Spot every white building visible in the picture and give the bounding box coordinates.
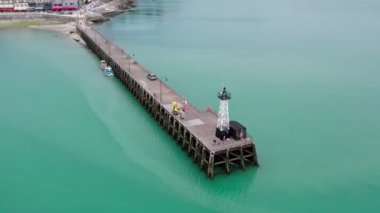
[0,0,77,11]
[13,0,28,11]
[52,0,77,8]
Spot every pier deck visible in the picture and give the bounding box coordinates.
[77,22,258,178]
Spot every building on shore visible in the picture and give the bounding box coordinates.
[51,0,78,11]
[29,0,52,11]
[0,1,15,11]
[14,1,28,11]
[0,0,77,11]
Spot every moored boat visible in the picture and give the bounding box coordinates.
[104,66,114,77]
[100,60,107,70]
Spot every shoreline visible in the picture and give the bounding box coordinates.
[30,22,86,45]
[0,19,86,45]
[0,20,48,28]
[0,0,136,43]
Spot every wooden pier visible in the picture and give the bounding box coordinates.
[76,22,258,178]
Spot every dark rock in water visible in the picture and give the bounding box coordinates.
[85,13,110,23]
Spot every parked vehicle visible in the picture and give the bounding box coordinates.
[147,73,157,81]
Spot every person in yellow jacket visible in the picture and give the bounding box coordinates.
[172,101,180,115]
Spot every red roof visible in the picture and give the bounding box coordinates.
[51,6,77,11]
[0,7,14,11]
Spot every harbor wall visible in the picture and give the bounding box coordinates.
[0,12,109,23]
[0,12,75,22]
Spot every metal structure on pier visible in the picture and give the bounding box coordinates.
[216,87,231,140]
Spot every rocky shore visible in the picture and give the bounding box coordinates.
[87,0,135,18]
[32,22,86,45]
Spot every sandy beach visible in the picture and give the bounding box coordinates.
[30,22,86,45]
[0,19,86,45]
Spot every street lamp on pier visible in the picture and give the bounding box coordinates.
[160,76,168,103]
[94,28,97,43]
[108,40,111,55]
[128,53,135,73]
[107,33,114,55]
[76,9,78,25]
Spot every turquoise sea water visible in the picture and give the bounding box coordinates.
[1,0,380,212]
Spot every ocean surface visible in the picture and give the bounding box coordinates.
[1,0,380,212]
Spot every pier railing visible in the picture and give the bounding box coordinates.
[86,26,212,113]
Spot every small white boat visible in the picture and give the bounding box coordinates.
[100,60,107,70]
[104,66,114,77]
